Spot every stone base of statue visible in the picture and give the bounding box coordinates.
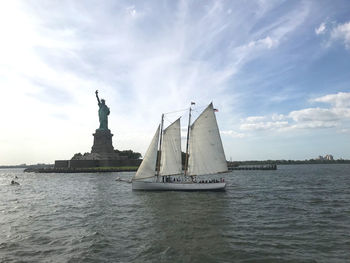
[92,129,114,153]
[89,129,121,160]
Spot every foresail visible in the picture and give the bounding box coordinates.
[133,125,160,180]
[188,103,228,176]
[160,118,182,176]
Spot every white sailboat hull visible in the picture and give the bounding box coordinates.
[132,181,226,191]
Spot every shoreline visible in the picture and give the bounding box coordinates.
[23,166,138,173]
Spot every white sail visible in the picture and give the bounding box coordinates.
[160,118,182,176]
[133,125,160,180]
[188,103,228,176]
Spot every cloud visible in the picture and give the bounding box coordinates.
[239,92,350,132]
[315,22,326,35]
[272,114,286,121]
[289,108,341,122]
[245,116,267,122]
[288,108,342,129]
[246,36,279,50]
[330,21,350,49]
[290,121,338,129]
[240,120,289,131]
[339,128,350,134]
[126,5,137,17]
[221,130,246,138]
[312,92,350,108]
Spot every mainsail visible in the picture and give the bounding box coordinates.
[188,103,228,176]
[133,125,160,180]
[160,118,182,176]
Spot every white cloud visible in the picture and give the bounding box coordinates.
[315,22,326,35]
[126,5,137,17]
[239,92,350,132]
[272,114,286,121]
[312,92,350,108]
[221,130,246,138]
[245,116,267,122]
[288,92,350,129]
[247,36,279,49]
[339,128,350,134]
[240,115,289,131]
[330,21,350,49]
[289,108,341,122]
[240,121,289,131]
[228,2,310,75]
[290,121,338,129]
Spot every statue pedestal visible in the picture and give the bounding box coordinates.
[91,129,115,154]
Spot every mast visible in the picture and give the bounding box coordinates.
[184,104,192,176]
[156,114,164,178]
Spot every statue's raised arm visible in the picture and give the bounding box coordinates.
[95,90,101,105]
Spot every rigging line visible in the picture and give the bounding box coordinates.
[163,107,189,115]
[191,105,207,114]
[163,116,180,127]
[162,103,209,115]
[163,116,173,126]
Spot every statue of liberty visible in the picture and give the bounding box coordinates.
[95,90,110,130]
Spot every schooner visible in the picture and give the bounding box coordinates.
[132,103,228,191]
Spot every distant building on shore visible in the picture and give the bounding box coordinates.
[316,154,334,161]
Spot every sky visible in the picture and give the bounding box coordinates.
[1,0,350,165]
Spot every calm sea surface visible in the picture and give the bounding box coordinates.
[0,164,349,263]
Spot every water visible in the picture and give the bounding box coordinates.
[0,164,349,262]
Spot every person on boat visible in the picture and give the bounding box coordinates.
[11,180,19,185]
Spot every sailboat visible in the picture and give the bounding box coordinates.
[132,103,228,191]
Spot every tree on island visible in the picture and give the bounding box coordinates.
[114,149,142,159]
[72,153,83,159]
